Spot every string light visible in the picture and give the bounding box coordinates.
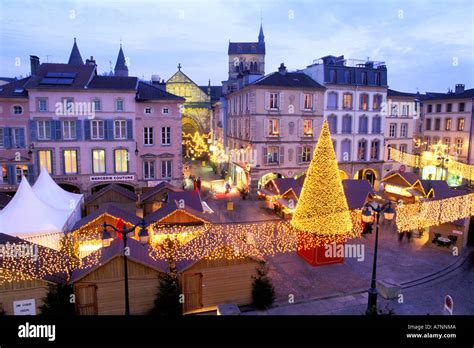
[290,120,353,242]
[182,131,210,158]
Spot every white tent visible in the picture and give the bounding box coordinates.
[32,167,83,228]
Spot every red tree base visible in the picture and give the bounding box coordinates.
[297,233,344,267]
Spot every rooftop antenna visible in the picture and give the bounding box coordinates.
[109,60,113,71]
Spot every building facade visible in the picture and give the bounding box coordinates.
[302,55,388,189]
[226,63,325,192]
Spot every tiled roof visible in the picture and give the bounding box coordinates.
[423,88,474,101]
[25,63,96,90]
[251,72,325,89]
[84,183,137,204]
[70,237,168,283]
[140,182,182,202]
[136,81,184,101]
[88,75,138,90]
[69,204,141,232]
[0,77,30,98]
[0,233,68,284]
[271,178,302,197]
[383,171,421,186]
[228,42,265,55]
[387,89,420,98]
[342,180,375,210]
[198,85,223,103]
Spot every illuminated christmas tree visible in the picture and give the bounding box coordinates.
[291,120,352,245]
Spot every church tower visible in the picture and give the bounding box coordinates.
[68,38,84,65]
[114,44,129,77]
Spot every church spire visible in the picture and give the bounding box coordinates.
[114,44,129,77]
[68,37,84,65]
[258,23,264,43]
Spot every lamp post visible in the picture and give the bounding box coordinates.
[361,202,395,315]
[101,220,149,315]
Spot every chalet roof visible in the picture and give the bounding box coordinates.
[271,178,302,197]
[69,204,141,232]
[140,182,182,202]
[144,200,215,225]
[84,183,137,204]
[70,237,168,283]
[0,233,68,284]
[382,171,421,186]
[342,180,375,209]
[136,81,184,101]
[167,190,203,212]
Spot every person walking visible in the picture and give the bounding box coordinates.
[196,177,202,191]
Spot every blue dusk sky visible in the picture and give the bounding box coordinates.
[0,0,472,92]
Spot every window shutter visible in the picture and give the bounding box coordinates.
[262,146,268,165]
[76,120,82,140]
[297,119,302,137]
[7,164,15,184]
[18,128,25,148]
[53,120,61,140]
[4,127,12,149]
[312,94,317,111]
[27,164,35,183]
[300,93,304,111]
[279,93,284,110]
[50,150,55,175]
[60,149,65,175]
[279,146,284,164]
[106,119,114,140]
[264,92,270,110]
[29,120,37,142]
[84,120,91,140]
[126,119,133,139]
[297,146,302,164]
[278,119,282,137]
[264,119,268,137]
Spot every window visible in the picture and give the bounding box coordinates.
[329,69,336,83]
[433,136,440,144]
[361,72,367,85]
[436,104,442,112]
[370,140,380,160]
[425,118,432,131]
[358,116,368,134]
[327,92,338,110]
[447,103,452,112]
[38,150,52,174]
[268,119,279,136]
[91,120,104,140]
[344,70,351,83]
[143,160,155,179]
[343,93,352,110]
[341,139,351,161]
[114,120,127,140]
[161,126,171,145]
[357,140,367,161]
[267,146,279,164]
[375,72,381,85]
[390,104,398,116]
[424,136,431,147]
[116,99,124,112]
[114,149,128,173]
[37,120,52,140]
[399,144,407,153]
[63,150,77,174]
[12,105,23,115]
[0,128,3,147]
[162,107,169,114]
[299,146,312,163]
[443,137,451,149]
[303,119,313,136]
[92,149,105,173]
[303,94,313,110]
[359,94,368,111]
[401,104,409,117]
[38,99,47,112]
[434,118,441,131]
[445,118,452,131]
[389,123,397,138]
[387,144,395,160]
[62,98,74,113]
[342,115,352,133]
[459,103,465,112]
[373,95,382,111]
[400,123,408,138]
[62,120,76,140]
[269,93,279,109]
[11,128,24,148]
[161,160,172,179]
[144,127,154,146]
[93,99,101,112]
[427,105,432,113]
[457,118,465,131]
[145,107,153,114]
[15,165,28,183]
[328,115,337,134]
[455,138,463,155]
[372,116,381,134]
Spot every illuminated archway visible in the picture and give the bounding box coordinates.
[339,170,349,181]
[354,168,378,187]
[182,115,202,135]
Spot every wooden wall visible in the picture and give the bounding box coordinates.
[180,256,259,314]
[0,275,50,315]
[73,257,161,315]
[160,211,204,225]
[86,191,136,215]
[142,190,171,216]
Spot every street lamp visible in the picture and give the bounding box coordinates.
[101,219,149,315]
[362,202,395,315]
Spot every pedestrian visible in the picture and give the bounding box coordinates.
[406,231,413,243]
[398,231,405,242]
[193,179,198,192]
[197,177,202,191]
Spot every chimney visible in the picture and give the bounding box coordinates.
[30,55,40,76]
[455,84,465,94]
[85,56,96,66]
[278,63,287,75]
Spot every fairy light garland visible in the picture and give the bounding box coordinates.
[182,131,210,158]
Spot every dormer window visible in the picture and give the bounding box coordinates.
[145,107,153,115]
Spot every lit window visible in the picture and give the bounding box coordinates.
[457,118,465,131]
[63,150,77,174]
[92,149,105,173]
[37,120,52,140]
[144,127,154,146]
[370,140,379,160]
[114,149,128,173]
[456,139,463,155]
[268,119,279,136]
[360,94,368,111]
[373,95,382,111]
[161,127,171,145]
[143,160,155,179]
[303,119,313,136]
[38,150,52,174]
[91,120,104,140]
[445,118,452,130]
[357,140,367,161]
[15,165,28,183]
[63,120,76,140]
[114,120,127,140]
[443,137,451,149]
[303,94,313,110]
[343,93,352,110]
